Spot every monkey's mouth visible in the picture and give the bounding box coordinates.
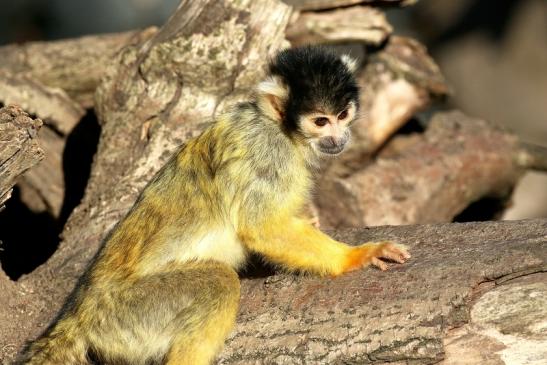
[318,145,345,155]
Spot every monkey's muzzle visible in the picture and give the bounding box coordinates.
[318,136,347,155]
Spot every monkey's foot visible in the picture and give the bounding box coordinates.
[346,241,411,272]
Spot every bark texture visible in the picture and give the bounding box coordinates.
[0,71,84,135]
[287,6,392,46]
[0,105,44,211]
[0,29,157,108]
[317,111,524,227]
[442,273,547,365]
[217,219,547,364]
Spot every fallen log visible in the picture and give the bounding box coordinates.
[286,6,392,46]
[0,72,84,136]
[219,219,547,364]
[317,111,525,227]
[0,29,157,108]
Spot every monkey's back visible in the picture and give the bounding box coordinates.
[90,102,312,280]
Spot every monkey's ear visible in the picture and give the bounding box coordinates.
[256,76,288,122]
[340,54,358,73]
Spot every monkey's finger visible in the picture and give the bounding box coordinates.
[380,250,407,264]
[371,257,388,271]
[385,243,411,260]
[384,246,410,263]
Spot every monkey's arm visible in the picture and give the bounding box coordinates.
[239,217,410,276]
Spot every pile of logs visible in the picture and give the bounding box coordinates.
[0,0,545,363]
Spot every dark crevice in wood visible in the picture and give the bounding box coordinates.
[0,110,100,280]
[453,195,511,223]
[59,109,101,224]
[0,186,60,280]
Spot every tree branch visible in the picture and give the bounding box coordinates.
[284,0,417,11]
[286,6,392,46]
[0,29,157,108]
[516,142,547,172]
[0,105,44,211]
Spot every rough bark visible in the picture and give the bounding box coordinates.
[317,111,524,228]
[284,0,417,11]
[286,6,392,46]
[442,273,547,365]
[0,105,44,211]
[217,219,547,364]
[0,29,157,108]
[0,30,157,217]
[0,72,84,135]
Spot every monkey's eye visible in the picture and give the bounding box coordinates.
[338,109,349,120]
[314,117,329,127]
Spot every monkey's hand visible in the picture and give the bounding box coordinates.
[345,242,411,272]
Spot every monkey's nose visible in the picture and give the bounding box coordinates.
[324,137,338,148]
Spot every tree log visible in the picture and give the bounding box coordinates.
[284,0,417,11]
[2,215,545,364]
[217,219,547,364]
[317,111,524,228]
[0,29,157,108]
[0,105,44,211]
[286,6,392,46]
[337,36,449,175]
[0,72,84,135]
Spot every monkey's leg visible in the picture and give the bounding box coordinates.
[240,217,410,276]
[87,261,239,365]
[162,261,240,365]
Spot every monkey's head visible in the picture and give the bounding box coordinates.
[257,46,359,156]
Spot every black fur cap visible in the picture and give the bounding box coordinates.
[269,45,360,131]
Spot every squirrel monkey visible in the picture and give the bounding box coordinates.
[21,46,410,365]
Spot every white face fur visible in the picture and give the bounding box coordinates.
[298,100,357,155]
[256,53,359,156]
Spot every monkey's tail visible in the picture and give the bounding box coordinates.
[18,320,89,365]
